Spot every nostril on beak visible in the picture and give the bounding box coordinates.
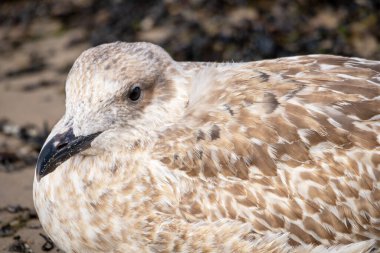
[52,129,75,152]
[56,142,68,151]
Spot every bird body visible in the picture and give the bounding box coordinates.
[34,42,380,252]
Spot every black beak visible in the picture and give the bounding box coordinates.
[36,128,101,181]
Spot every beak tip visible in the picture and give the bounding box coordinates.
[36,148,50,181]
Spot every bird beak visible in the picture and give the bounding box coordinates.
[36,128,101,181]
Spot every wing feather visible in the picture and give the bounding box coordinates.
[152,55,380,245]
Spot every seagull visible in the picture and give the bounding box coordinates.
[33,42,380,253]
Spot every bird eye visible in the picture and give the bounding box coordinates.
[129,86,141,101]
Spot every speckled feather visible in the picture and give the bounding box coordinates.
[34,42,380,253]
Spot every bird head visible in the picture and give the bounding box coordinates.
[36,42,188,181]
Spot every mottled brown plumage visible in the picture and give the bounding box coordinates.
[34,42,380,252]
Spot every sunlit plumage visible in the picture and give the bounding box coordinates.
[34,42,380,253]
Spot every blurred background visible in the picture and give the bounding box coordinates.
[0,0,379,252]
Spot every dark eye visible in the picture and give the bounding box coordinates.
[129,86,141,101]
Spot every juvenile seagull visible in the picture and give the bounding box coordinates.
[34,42,380,253]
